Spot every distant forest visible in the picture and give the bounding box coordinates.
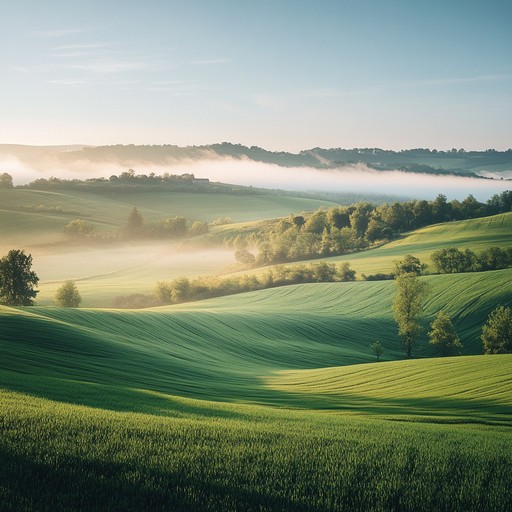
[1,143,511,178]
[56,143,512,177]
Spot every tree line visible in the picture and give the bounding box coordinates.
[114,261,357,308]
[229,191,512,265]
[431,246,512,274]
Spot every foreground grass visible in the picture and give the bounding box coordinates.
[1,266,511,510]
[1,377,511,512]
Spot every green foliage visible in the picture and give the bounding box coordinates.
[55,280,82,308]
[394,254,426,275]
[369,340,383,361]
[431,246,512,274]
[189,220,209,236]
[428,311,462,356]
[0,250,39,306]
[0,172,13,188]
[338,262,356,281]
[126,206,144,235]
[151,262,356,306]
[392,274,430,358]
[482,306,512,354]
[241,192,512,268]
[64,219,95,238]
[234,249,256,267]
[210,216,233,226]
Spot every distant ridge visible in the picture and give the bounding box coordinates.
[1,142,511,177]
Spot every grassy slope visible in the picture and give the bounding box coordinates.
[1,192,512,509]
[281,212,512,276]
[2,269,511,406]
[2,381,511,512]
[30,211,512,308]
[0,188,336,243]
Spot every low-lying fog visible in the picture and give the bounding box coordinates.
[2,155,511,202]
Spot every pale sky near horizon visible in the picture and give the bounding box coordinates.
[1,0,511,152]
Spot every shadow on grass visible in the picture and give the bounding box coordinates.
[259,384,512,426]
[0,371,250,421]
[0,447,328,512]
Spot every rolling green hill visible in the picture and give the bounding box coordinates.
[1,270,512,510]
[1,185,512,510]
[2,269,510,406]
[0,187,337,245]
[0,187,338,306]
[288,212,512,276]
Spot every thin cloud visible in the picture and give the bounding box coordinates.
[306,86,381,98]
[32,27,100,38]
[401,72,512,88]
[190,58,231,66]
[71,58,154,73]
[46,78,88,86]
[54,43,113,50]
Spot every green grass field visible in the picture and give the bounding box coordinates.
[1,188,512,510]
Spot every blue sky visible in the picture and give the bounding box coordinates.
[1,0,511,151]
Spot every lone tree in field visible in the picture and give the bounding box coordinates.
[481,306,512,354]
[0,249,39,306]
[392,273,429,358]
[55,280,82,307]
[428,311,462,356]
[126,207,144,237]
[370,340,384,362]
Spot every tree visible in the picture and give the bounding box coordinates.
[64,219,95,239]
[428,311,462,356]
[189,221,208,237]
[0,172,13,188]
[55,280,82,307]
[392,273,429,358]
[394,255,426,276]
[126,207,144,236]
[338,262,356,281]
[481,306,512,354]
[0,249,39,306]
[370,341,384,362]
[234,249,256,267]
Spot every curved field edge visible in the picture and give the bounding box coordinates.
[1,269,511,409]
[264,354,512,424]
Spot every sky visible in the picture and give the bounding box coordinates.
[1,0,511,152]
